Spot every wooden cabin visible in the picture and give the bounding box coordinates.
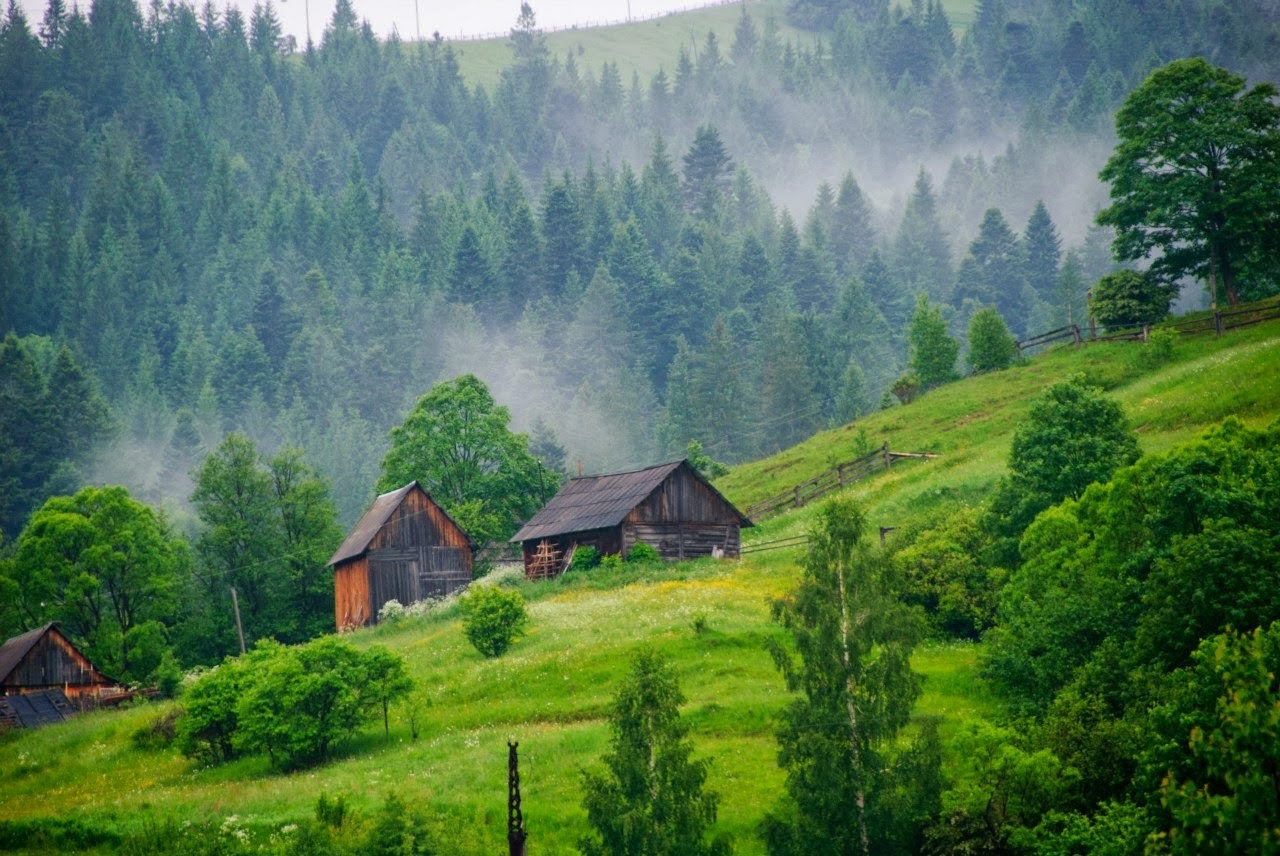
[510,459,752,580]
[0,623,117,709]
[328,481,476,630]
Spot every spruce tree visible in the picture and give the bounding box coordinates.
[907,294,959,390]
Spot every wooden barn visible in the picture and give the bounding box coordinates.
[328,481,476,630]
[0,623,118,727]
[510,459,752,579]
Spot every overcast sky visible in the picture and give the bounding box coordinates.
[18,0,728,43]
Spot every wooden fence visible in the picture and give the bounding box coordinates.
[744,444,937,521]
[1017,296,1280,354]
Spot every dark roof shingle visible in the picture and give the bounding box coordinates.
[0,622,57,685]
[510,459,750,542]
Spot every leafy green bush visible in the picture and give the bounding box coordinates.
[966,307,1019,373]
[459,585,529,657]
[571,545,601,570]
[599,554,623,571]
[626,542,660,564]
[1091,269,1178,330]
[1142,327,1176,366]
[176,638,413,769]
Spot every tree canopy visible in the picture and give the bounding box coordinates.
[378,374,555,546]
[1097,58,1280,305]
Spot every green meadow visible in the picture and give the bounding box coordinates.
[2,317,1278,854]
[436,0,977,90]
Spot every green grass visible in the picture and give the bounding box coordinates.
[436,0,977,90]
[2,318,1277,853]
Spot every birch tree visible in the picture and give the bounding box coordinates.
[763,498,929,856]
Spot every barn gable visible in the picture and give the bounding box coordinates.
[510,460,752,578]
[328,482,476,630]
[0,623,116,701]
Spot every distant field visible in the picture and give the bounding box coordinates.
[438,0,977,89]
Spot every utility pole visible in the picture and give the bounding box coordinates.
[230,586,246,655]
[508,742,527,856]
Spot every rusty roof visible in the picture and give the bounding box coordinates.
[327,482,474,566]
[510,459,750,543]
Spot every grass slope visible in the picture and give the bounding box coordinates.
[442,0,977,90]
[1,321,1277,854]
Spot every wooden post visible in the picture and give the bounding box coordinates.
[1087,289,1097,340]
[1071,324,1082,345]
[1141,323,1149,343]
[508,742,527,856]
[1214,311,1224,335]
[229,586,246,655]
[882,443,891,470]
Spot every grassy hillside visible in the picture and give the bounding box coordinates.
[1,320,1277,854]
[444,0,978,89]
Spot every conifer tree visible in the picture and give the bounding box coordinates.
[907,294,959,390]
[893,169,952,304]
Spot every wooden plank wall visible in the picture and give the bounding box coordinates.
[624,523,740,560]
[334,559,371,631]
[1,631,111,694]
[628,466,743,526]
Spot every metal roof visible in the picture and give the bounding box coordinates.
[510,459,750,543]
[0,622,58,685]
[327,481,474,566]
[0,689,75,728]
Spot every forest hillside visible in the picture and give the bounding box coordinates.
[1,315,1278,854]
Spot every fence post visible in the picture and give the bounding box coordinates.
[793,485,801,509]
[882,442,891,469]
[1214,311,1224,335]
[1141,323,1149,343]
[1071,324,1082,345]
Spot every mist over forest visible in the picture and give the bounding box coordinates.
[1,0,1278,537]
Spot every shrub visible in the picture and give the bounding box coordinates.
[459,585,529,657]
[600,553,623,571]
[626,542,660,564]
[967,307,1019,373]
[1091,269,1178,330]
[891,373,920,404]
[378,599,406,624]
[572,545,601,570]
[1142,327,1176,366]
[131,708,181,751]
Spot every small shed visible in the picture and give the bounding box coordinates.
[328,481,476,630]
[0,623,116,701]
[510,459,752,579]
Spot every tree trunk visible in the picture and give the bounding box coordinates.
[835,560,871,856]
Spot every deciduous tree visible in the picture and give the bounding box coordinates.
[579,647,731,856]
[763,498,931,856]
[379,374,555,546]
[1097,58,1280,305]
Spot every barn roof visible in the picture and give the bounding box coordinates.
[327,481,474,566]
[0,689,75,728]
[510,459,751,543]
[0,622,58,685]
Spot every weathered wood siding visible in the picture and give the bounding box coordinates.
[2,630,111,697]
[333,487,474,629]
[623,523,741,561]
[334,559,371,631]
[627,466,745,526]
[622,466,743,559]
[520,527,622,577]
